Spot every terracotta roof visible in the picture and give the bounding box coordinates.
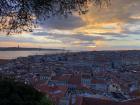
[122,98,140,103]
[92,79,106,84]
[129,90,140,97]
[36,84,68,105]
[76,96,140,105]
[36,84,68,94]
[68,75,81,85]
[51,75,71,81]
[76,96,117,105]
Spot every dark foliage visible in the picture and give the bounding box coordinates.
[0,0,110,34]
[0,79,53,105]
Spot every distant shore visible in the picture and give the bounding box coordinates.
[0,47,66,51]
[0,50,140,62]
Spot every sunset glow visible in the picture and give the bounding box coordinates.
[0,0,140,51]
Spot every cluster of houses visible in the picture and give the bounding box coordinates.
[0,51,140,105]
[34,70,140,105]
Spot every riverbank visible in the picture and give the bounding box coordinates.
[0,47,66,51]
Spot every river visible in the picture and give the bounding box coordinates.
[0,50,66,59]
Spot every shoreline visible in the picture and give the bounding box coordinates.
[0,50,140,64]
[0,47,66,51]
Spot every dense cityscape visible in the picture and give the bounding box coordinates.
[0,0,140,105]
[0,50,140,105]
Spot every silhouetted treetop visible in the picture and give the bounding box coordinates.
[0,79,53,105]
[0,0,110,34]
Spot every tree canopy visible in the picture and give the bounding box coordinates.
[0,79,53,105]
[0,0,110,34]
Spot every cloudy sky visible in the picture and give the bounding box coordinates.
[0,0,140,51]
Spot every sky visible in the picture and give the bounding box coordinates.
[0,0,140,51]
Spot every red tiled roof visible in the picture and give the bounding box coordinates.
[51,75,71,81]
[92,79,106,84]
[76,96,140,105]
[123,98,140,103]
[129,90,140,97]
[35,84,68,105]
[36,84,68,94]
[76,96,117,105]
[68,75,81,85]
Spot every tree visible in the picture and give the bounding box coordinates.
[0,79,53,105]
[40,96,53,105]
[0,0,110,34]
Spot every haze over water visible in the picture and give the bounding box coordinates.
[0,50,65,59]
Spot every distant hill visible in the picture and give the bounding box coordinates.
[0,47,65,51]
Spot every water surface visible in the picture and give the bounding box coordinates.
[0,50,65,59]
